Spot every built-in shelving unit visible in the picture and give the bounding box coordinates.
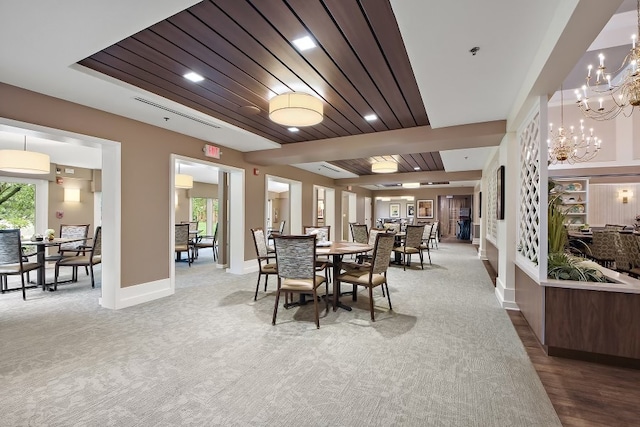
[552,178,589,226]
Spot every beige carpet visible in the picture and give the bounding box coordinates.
[0,243,560,426]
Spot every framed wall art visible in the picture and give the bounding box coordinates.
[389,203,400,218]
[407,203,415,217]
[417,199,434,219]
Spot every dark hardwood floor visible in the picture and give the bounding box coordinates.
[477,252,640,426]
[509,310,640,426]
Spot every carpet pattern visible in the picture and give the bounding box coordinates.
[0,244,560,426]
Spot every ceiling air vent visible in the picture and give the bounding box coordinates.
[320,163,342,173]
[134,97,221,129]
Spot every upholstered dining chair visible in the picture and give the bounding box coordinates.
[589,230,622,269]
[0,229,42,300]
[250,227,278,300]
[392,225,425,271]
[304,225,332,281]
[272,234,328,329]
[54,226,102,290]
[336,232,395,321]
[616,232,639,273]
[45,224,90,263]
[194,223,218,261]
[429,221,439,249]
[174,223,192,266]
[350,223,369,244]
[419,223,433,266]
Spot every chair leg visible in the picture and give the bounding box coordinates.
[419,252,424,270]
[21,274,26,300]
[89,265,95,288]
[254,273,262,301]
[312,288,320,329]
[54,263,60,291]
[402,252,407,271]
[264,274,268,292]
[369,286,375,322]
[385,282,392,311]
[272,286,281,325]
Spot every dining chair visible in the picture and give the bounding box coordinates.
[336,233,395,321]
[250,227,278,300]
[392,225,425,271]
[429,221,439,249]
[272,234,328,329]
[53,226,102,290]
[617,232,639,273]
[304,225,332,281]
[419,223,433,265]
[350,223,369,244]
[0,230,42,300]
[174,223,192,266]
[45,224,90,262]
[588,230,621,269]
[194,223,218,262]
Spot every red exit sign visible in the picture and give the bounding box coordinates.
[203,144,220,159]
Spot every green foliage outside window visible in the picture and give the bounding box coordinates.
[192,197,218,233]
[0,182,35,230]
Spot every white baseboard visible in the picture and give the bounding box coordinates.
[114,278,173,309]
[236,260,258,275]
[472,237,480,245]
[478,248,487,260]
[495,277,519,310]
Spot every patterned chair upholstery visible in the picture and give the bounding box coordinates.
[589,230,622,269]
[194,223,218,262]
[393,225,425,271]
[272,235,328,329]
[174,223,192,266]
[383,223,400,233]
[336,233,395,321]
[54,227,102,290]
[350,223,369,244]
[429,221,439,249]
[619,233,640,275]
[45,224,90,262]
[304,226,332,280]
[250,227,278,300]
[0,229,42,300]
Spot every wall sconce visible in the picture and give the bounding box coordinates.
[620,189,632,204]
[64,188,80,202]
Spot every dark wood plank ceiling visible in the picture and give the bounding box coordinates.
[330,152,444,176]
[78,0,429,145]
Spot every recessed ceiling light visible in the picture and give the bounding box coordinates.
[428,182,433,185]
[184,72,204,82]
[364,114,377,122]
[292,36,316,51]
[414,167,420,170]
[288,127,299,132]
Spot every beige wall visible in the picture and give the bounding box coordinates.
[0,83,373,288]
[373,187,474,223]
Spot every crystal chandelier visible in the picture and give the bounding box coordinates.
[549,88,601,164]
[575,0,640,121]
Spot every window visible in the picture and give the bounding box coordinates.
[0,181,36,236]
[191,197,218,234]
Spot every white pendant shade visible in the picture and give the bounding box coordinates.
[402,182,420,188]
[0,149,50,174]
[175,173,193,189]
[371,160,398,173]
[269,92,323,126]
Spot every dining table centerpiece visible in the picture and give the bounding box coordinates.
[45,228,55,241]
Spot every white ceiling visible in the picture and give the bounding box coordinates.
[0,1,627,182]
[440,147,498,173]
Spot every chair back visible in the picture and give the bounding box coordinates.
[59,224,90,251]
[404,225,424,249]
[422,223,433,241]
[371,233,395,275]
[350,223,369,244]
[278,220,286,234]
[0,229,22,265]
[604,224,625,231]
[304,225,330,242]
[186,221,199,232]
[91,227,102,258]
[175,223,190,246]
[591,230,621,260]
[274,235,316,279]
[368,228,386,246]
[383,223,400,233]
[251,227,269,258]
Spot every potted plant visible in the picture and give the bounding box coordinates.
[547,180,605,282]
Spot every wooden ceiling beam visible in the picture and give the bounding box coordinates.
[244,120,506,165]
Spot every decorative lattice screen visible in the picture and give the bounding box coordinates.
[486,154,498,241]
[517,110,541,265]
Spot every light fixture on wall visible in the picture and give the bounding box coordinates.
[576,0,640,120]
[64,188,80,202]
[0,136,50,174]
[620,189,632,203]
[175,164,193,189]
[549,86,601,164]
[402,182,420,188]
[371,160,398,173]
[268,92,323,126]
